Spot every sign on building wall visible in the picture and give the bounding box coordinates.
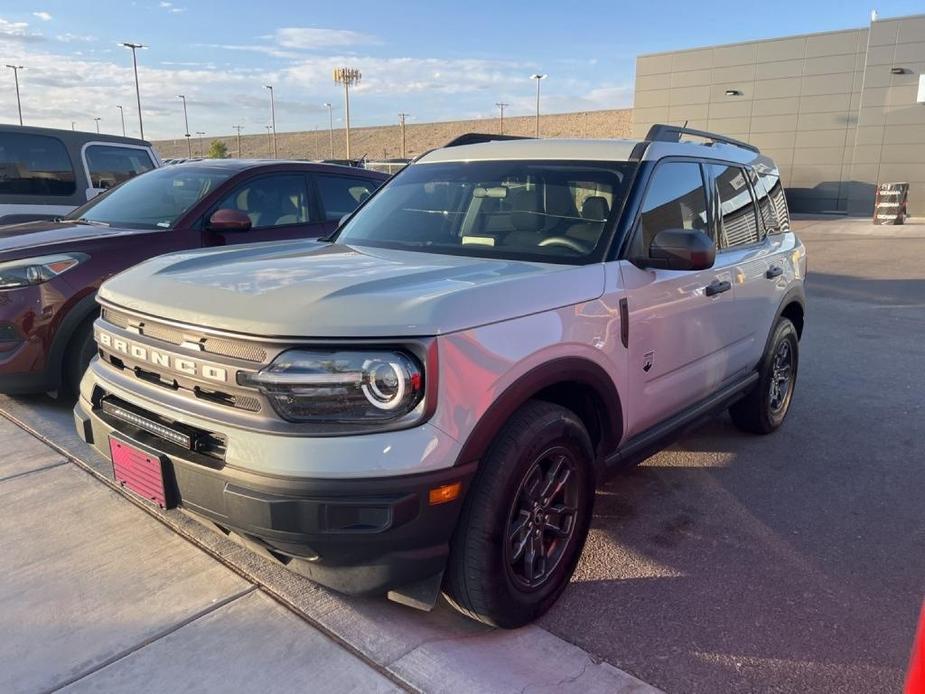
[873,183,909,225]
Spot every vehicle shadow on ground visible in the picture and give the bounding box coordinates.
[805,272,925,306]
[539,402,918,694]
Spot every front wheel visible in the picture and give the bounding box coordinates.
[443,400,595,628]
[63,316,98,397]
[730,317,799,434]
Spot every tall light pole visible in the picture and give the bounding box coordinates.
[195,131,205,157]
[232,125,243,158]
[71,121,75,131]
[177,94,192,157]
[121,43,146,139]
[264,125,272,157]
[264,84,277,159]
[6,65,23,125]
[323,102,334,158]
[530,74,547,138]
[94,117,102,134]
[398,112,410,159]
[333,67,361,161]
[115,105,126,136]
[496,102,508,135]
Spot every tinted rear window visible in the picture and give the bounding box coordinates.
[86,145,156,190]
[0,133,76,196]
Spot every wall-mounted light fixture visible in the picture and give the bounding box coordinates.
[891,67,907,75]
[725,89,742,97]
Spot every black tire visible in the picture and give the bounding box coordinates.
[62,316,98,397]
[730,317,799,434]
[443,400,595,628]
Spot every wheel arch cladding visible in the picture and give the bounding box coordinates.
[780,300,804,339]
[455,357,623,471]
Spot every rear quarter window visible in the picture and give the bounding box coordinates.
[85,145,156,190]
[0,133,76,196]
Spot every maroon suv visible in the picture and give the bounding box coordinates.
[0,160,387,395]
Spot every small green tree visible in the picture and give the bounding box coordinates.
[207,140,228,159]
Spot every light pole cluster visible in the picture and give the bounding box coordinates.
[333,67,361,160]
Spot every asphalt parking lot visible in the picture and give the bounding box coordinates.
[1,217,921,693]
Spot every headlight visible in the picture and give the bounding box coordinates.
[239,349,425,424]
[0,253,86,290]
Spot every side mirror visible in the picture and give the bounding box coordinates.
[646,229,715,271]
[207,208,252,232]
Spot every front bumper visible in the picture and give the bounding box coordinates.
[75,394,475,595]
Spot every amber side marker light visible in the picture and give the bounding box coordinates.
[428,481,462,505]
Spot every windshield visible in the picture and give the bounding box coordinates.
[67,165,234,229]
[336,160,636,263]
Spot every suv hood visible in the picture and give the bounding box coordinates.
[98,240,605,338]
[0,220,149,257]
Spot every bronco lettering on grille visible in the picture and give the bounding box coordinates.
[96,330,229,384]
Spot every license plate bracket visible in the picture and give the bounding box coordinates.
[109,436,173,509]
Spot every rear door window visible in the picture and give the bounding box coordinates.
[0,133,76,196]
[708,164,760,248]
[214,174,313,229]
[85,145,156,190]
[314,174,380,221]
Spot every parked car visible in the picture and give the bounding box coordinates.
[74,126,805,627]
[0,159,386,395]
[0,124,161,225]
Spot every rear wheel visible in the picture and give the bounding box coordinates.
[443,400,595,628]
[62,316,98,397]
[730,317,799,434]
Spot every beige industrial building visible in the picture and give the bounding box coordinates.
[632,13,925,216]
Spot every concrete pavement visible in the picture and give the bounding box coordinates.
[0,417,400,693]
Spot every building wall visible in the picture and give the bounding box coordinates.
[848,15,925,215]
[632,15,925,216]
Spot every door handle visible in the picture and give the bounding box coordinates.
[766,265,783,279]
[705,280,732,297]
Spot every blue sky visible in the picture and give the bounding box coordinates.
[1,0,923,139]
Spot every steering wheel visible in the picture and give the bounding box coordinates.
[538,236,591,255]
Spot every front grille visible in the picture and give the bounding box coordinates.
[102,308,268,363]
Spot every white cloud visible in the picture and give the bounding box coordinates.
[56,33,96,43]
[274,27,379,50]
[0,17,43,42]
[159,2,186,13]
[33,11,53,21]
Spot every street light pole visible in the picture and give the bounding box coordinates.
[323,102,334,159]
[265,125,272,157]
[94,117,102,134]
[530,74,547,138]
[264,85,277,159]
[5,65,23,125]
[333,67,361,161]
[116,105,125,136]
[232,125,243,158]
[121,43,146,139]
[398,112,409,159]
[178,94,192,157]
[71,121,75,131]
[195,131,205,157]
[495,102,508,135]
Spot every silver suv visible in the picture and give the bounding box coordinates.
[74,125,806,628]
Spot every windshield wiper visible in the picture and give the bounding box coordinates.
[72,218,111,227]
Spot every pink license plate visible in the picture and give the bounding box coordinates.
[109,437,168,508]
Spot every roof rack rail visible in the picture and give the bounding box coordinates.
[443,132,534,148]
[645,124,760,154]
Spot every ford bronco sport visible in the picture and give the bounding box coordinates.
[74,125,806,628]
